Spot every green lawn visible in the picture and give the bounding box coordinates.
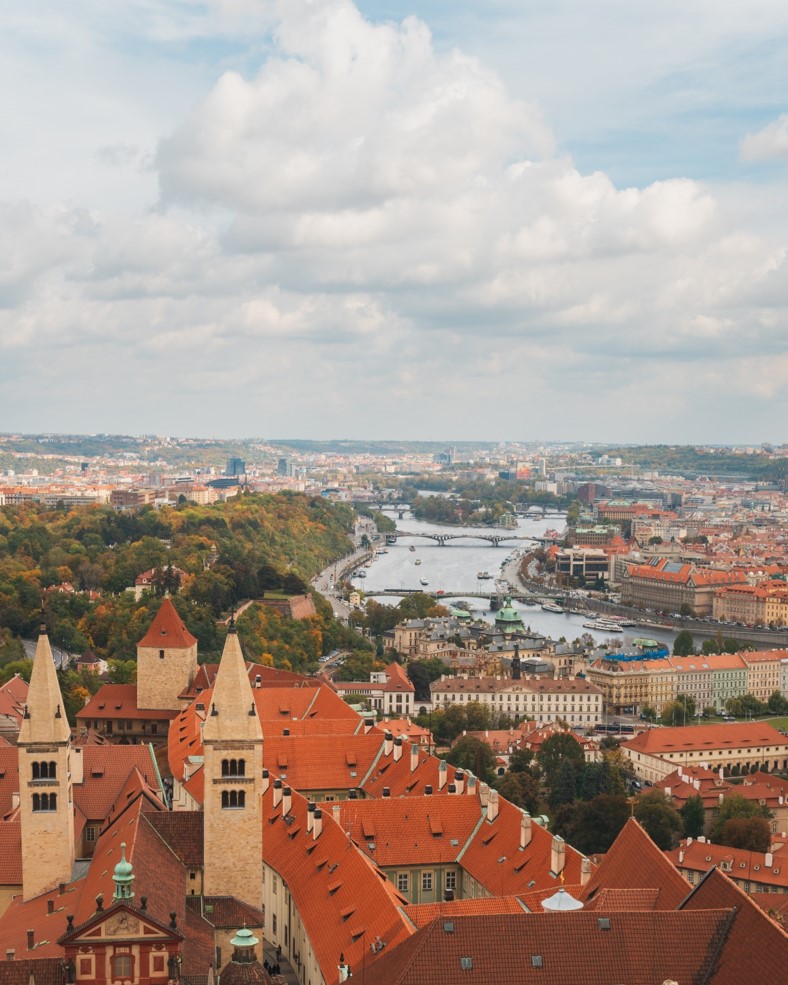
[765,716,788,731]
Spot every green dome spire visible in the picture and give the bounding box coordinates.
[494,595,524,633]
[112,843,135,901]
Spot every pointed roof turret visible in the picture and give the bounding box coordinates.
[112,842,135,901]
[138,598,197,650]
[17,624,71,745]
[202,623,262,743]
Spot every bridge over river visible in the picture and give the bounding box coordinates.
[384,530,536,547]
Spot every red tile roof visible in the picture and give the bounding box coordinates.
[77,683,176,721]
[581,818,690,909]
[0,746,21,817]
[146,811,204,868]
[0,819,22,885]
[137,598,197,649]
[680,866,788,983]
[73,745,160,820]
[364,910,736,985]
[624,720,788,756]
[406,896,527,927]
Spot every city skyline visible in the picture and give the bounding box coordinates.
[1,1,787,441]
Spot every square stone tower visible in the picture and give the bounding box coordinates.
[136,599,198,711]
[18,627,75,900]
[202,623,263,908]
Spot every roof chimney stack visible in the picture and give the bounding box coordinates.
[765,852,774,867]
[273,778,283,808]
[307,802,315,833]
[551,836,566,876]
[364,718,375,734]
[520,813,532,850]
[282,786,292,817]
[382,787,390,798]
[393,737,403,762]
[384,731,394,756]
[467,774,477,796]
[332,804,341,825]
[487,789,499,822]
[410,744,419,773]
[262,768,270,795]
[479,783,490,807]
[312,808,323,840]
[424,785,433,796]
[438,761,448,790]
[580,857,592,886]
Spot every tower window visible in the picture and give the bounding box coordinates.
[221,758,246,777]
[32,792,57,812]
[159,649,165,659]
[221,789,246,809]
[32,761,57,781]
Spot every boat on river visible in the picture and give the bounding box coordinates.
[409,545,416,552]
[477,571,493,579]
[415,559,422,566]
[583,619,623,633]
[420,578,429,586]
[542,602,564,613]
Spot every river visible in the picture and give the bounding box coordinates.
[353,510,677,649]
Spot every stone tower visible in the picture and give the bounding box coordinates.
[136,598,198,711]
[18,623,75,900]
[202,621,263,906]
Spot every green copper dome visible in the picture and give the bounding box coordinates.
[230,926,259,949]
[112,843,135,900]
[494,596,523,632]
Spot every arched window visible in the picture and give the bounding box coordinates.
[32,762,40,780]
[221,758,246,777]
[32,792,57,812]
[221,789,245,809]
[33,761,57,780]
[113,953,133,979]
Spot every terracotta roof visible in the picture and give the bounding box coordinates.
[263,783,413,981]
[186,895,264,929]
[624,721,788,755]
[460,796,588,897]
[0,745,21,817]
[77,683,176,721]
[680,866,788,983]
[73,745,160,820]
[668,840,788,890]
[583,887,660,911]
[137,598,197,649]
[146,810,204,867]
[363,910,736,985]
[0,819,22,885]
[330,796,483,867]
[581,818,690,909]
[0,958,65,985]
[406,896,527,927]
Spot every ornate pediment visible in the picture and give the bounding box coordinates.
[60,903,183,947]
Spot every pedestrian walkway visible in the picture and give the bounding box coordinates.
[263,941,300,985]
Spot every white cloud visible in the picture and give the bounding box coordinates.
[740,114,788,162]
[0,0,787,441]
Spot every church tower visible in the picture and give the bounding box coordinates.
[136,598,198,711]
[18,622,75,900]
[202,620,263,906]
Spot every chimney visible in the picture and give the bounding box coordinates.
[332,804,342,825]
[282,786,292,817]
[444,888,455,902]
[487,789,500,822]
[580,857,592,887]
[312,808,323,840]
[438,761,448,790]
[262,768,270,795]
[664,786,671,798]
[26,930,34,951]
[393,737,403,762]
[765,852,774,867]
[479,783,490,807]
[364,718,375,734]
[382,787,390,798]
[679,850,685,864]
[410,745,419,773]
[686,837,693,846]
[71,747,84,785]
[255,674,262,688]
[551,836,566,876]
[520,813,532,850]
[307,802,315,833]
[273,779,283,809]
[424,785,433,796]
[384,731,394,756]
[467,775,477,796]
[454,771,465,795]
[697,836,706,844]
[11,792,19,811]
[448,783,457,794]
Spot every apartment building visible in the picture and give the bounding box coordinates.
[621,557,746,615]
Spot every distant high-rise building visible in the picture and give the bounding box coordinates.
[226,457,246,477]
[277,457,294,477]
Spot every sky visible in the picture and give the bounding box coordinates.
[1,0,787,444]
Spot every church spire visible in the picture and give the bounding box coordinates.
[18,618,71,745]
[202,622,262,743]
